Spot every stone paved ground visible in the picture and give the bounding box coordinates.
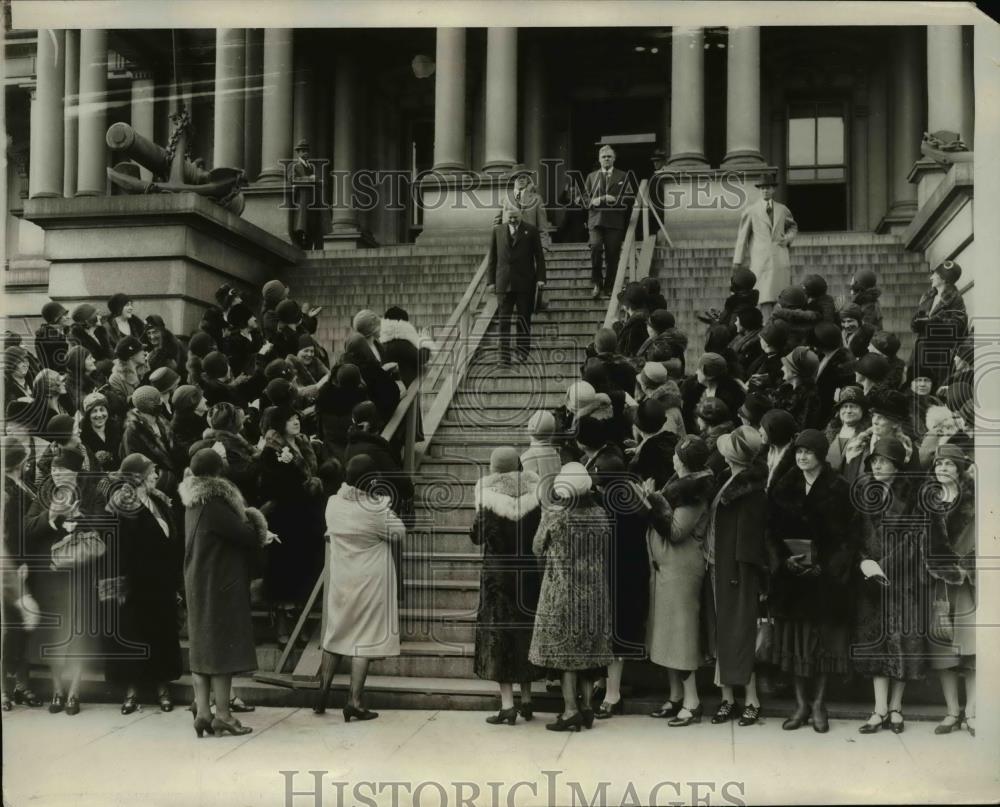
[2,706,998,806]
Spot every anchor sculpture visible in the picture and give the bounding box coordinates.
[105,109,247,215]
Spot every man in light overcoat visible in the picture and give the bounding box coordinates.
[732,175,798,320]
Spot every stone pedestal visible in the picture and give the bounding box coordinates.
[904,157,974,271]
[653,165,777,242]
[414,171,511,245]
[23,194,301,334]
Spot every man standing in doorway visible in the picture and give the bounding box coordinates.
[486,208,547,367]
[732,173,798,321]
[288,139,326,250]
[585,145,632,299]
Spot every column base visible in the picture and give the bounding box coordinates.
[722,150,766,167]
[875,200,918,235]
[654,165,778,242]
[666,152,709,169]
[482,160,516,175]
[323,225,376,250]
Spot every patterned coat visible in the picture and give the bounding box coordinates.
[528,495,613,671]
[469,471,543,682]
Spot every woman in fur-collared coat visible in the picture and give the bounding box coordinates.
[379,308,438,387]
[470,448,544,724]
[180,448,270,735]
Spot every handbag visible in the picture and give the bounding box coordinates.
[51,528,106,570]
[755,616,775,664]
[929,578,954,645]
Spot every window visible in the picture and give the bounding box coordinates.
[787,102,846,183]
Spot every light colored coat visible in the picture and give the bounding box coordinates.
[322,483,405,658]
[733,198,798,305]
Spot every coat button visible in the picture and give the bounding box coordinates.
[729,579,739,586]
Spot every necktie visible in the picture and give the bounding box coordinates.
[767,202,774,225]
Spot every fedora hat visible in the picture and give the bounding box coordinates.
[754,173,778,188]
[294,139,310,151]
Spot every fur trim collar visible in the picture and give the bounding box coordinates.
[474,471,541,520]
[662,469,717,507]
[718,463,767,505]
[378,319,440,355]
[178,473,246,513]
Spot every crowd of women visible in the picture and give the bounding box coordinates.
[468,260,977,735]
[0,258,977,739]
[2,279,431,732]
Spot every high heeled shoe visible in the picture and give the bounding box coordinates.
[935,712,963,735]
[65,695,80,716]
[121,694,140,715]
[48,694,65,714]
[193,716,215,738]
[668,704,703,727]
[649,700,682,719]
[545,712,583,732]
[518,703,534,722]
[858,711,889,734]
[157,688,173,712]
[580,708,595,729]
[888,709,905,734]
[485,707,517,725]
[211,716,253,736]
[962,715,976,737]
[737,704,761,727]
[13,687,42,707]
[229,696,255,713]
[343,704,379,723]
[711,700,735,724]
[595,698,624,720]
[782,706,811,731]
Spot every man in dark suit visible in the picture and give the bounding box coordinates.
[584,145,632,299]
[485,207,546,366]
[287,139,325,249]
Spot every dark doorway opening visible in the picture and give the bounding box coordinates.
[786,184,848,232]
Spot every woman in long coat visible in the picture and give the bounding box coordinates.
[645,435,717,727]
[313,454,406,722]
[529,463,613,732]
[909,261,968,386]
[853,437,928,735]
[103,454,183,714]
[704,426,769,727]
[924,444,977,736]
[766,430,858,733]
[259,406,326,644]
[469,448,543,724]
[179,448,270,737]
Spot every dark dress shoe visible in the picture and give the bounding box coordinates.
[48,694,65,714]
[812,703,830,734]
[782,708,811,731]
[711,700,735,724]
[649,700,682,719]
[518,703,534,722]
[211,716,252,735]
[580,708,595,729]
[668,704,703,727]
[343,705,379,723]
[193,716,215,738]
[485,707,517,726]
[888,709,905,734]
[858,711,889,734]
[229,696,255,713]
[121,695,139,715]
[545,712,583,732]
[737,704,761,726]
[65,696,80,716]
[595,698,624,719]
[1,693,11,711]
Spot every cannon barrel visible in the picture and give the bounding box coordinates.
[105,122,210,185]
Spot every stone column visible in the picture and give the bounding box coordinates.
[927,26,969,138]
[63,30,79,198]
[723,26,765,166]
[432,28,467,172]
[259,28,293,182]
[668,27,708,168]
[483,28,517,172]
[29,29,65,198]
[76,29,107,196]
[331,50,359,233]
[213,28,246,169]
[243,29,264,180]
[130,72,156,181]
[885,27,922,221]
[521,38,546,197]
[293,52,313,147]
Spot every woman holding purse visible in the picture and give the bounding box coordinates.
[766,429,858,733]
[103,454,183,714]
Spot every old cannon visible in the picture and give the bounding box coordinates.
[106,110,247,215]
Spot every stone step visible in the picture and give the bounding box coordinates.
[407,527,479,553]
[403,578,480,611]
[399,608,477,644]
